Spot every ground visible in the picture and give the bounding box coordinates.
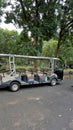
[0,79,73,130]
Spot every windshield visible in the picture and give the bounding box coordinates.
[54,60,63,69]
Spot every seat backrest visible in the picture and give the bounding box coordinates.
[34,74,40,82]
[21,74,28,82]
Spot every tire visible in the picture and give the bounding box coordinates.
[10,82,20,92]
[50,78,57,86]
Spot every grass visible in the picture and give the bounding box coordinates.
[64,68,73,74]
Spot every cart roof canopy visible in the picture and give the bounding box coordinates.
[0,54,59,60]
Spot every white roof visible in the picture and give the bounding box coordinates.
[0,54,59,60]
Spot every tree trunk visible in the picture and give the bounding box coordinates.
[55,30,62,57]
[55,37,61,57]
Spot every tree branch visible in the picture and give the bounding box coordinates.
[18,0,27,20]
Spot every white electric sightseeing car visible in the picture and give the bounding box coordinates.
[0,54,63,92]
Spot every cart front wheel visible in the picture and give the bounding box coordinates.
[10,82,20,92]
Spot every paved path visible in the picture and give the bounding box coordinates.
[0,80,73,130]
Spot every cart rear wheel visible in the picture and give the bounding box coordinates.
[10,82,20,92]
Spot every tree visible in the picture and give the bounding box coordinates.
[0,28,19,54]
[4,0,58,47]
[0,0,7,22]
[42,39,57,57]
[2,0,58,69]
[59,33,73,65]
[55,0,73,57]
[1,0,73,59]
[16,30,37,56]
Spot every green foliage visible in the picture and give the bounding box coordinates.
[0,28,19,54]
[42,39,57,57]
[4,0,57,41]
[16,30,35,55]
[0,28,42,56]
[0,0,7,22]
[0,0,73,66]
[55,0,73,57]
[59,34,73,65]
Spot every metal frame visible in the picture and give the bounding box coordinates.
[0,54,63,91]
[0,54,59,76]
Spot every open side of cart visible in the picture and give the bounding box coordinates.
[0,54,63,92]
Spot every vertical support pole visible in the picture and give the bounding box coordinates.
[50,58,54,75]
[9,55,16,76]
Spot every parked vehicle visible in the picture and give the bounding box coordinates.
[0,54,63,92]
